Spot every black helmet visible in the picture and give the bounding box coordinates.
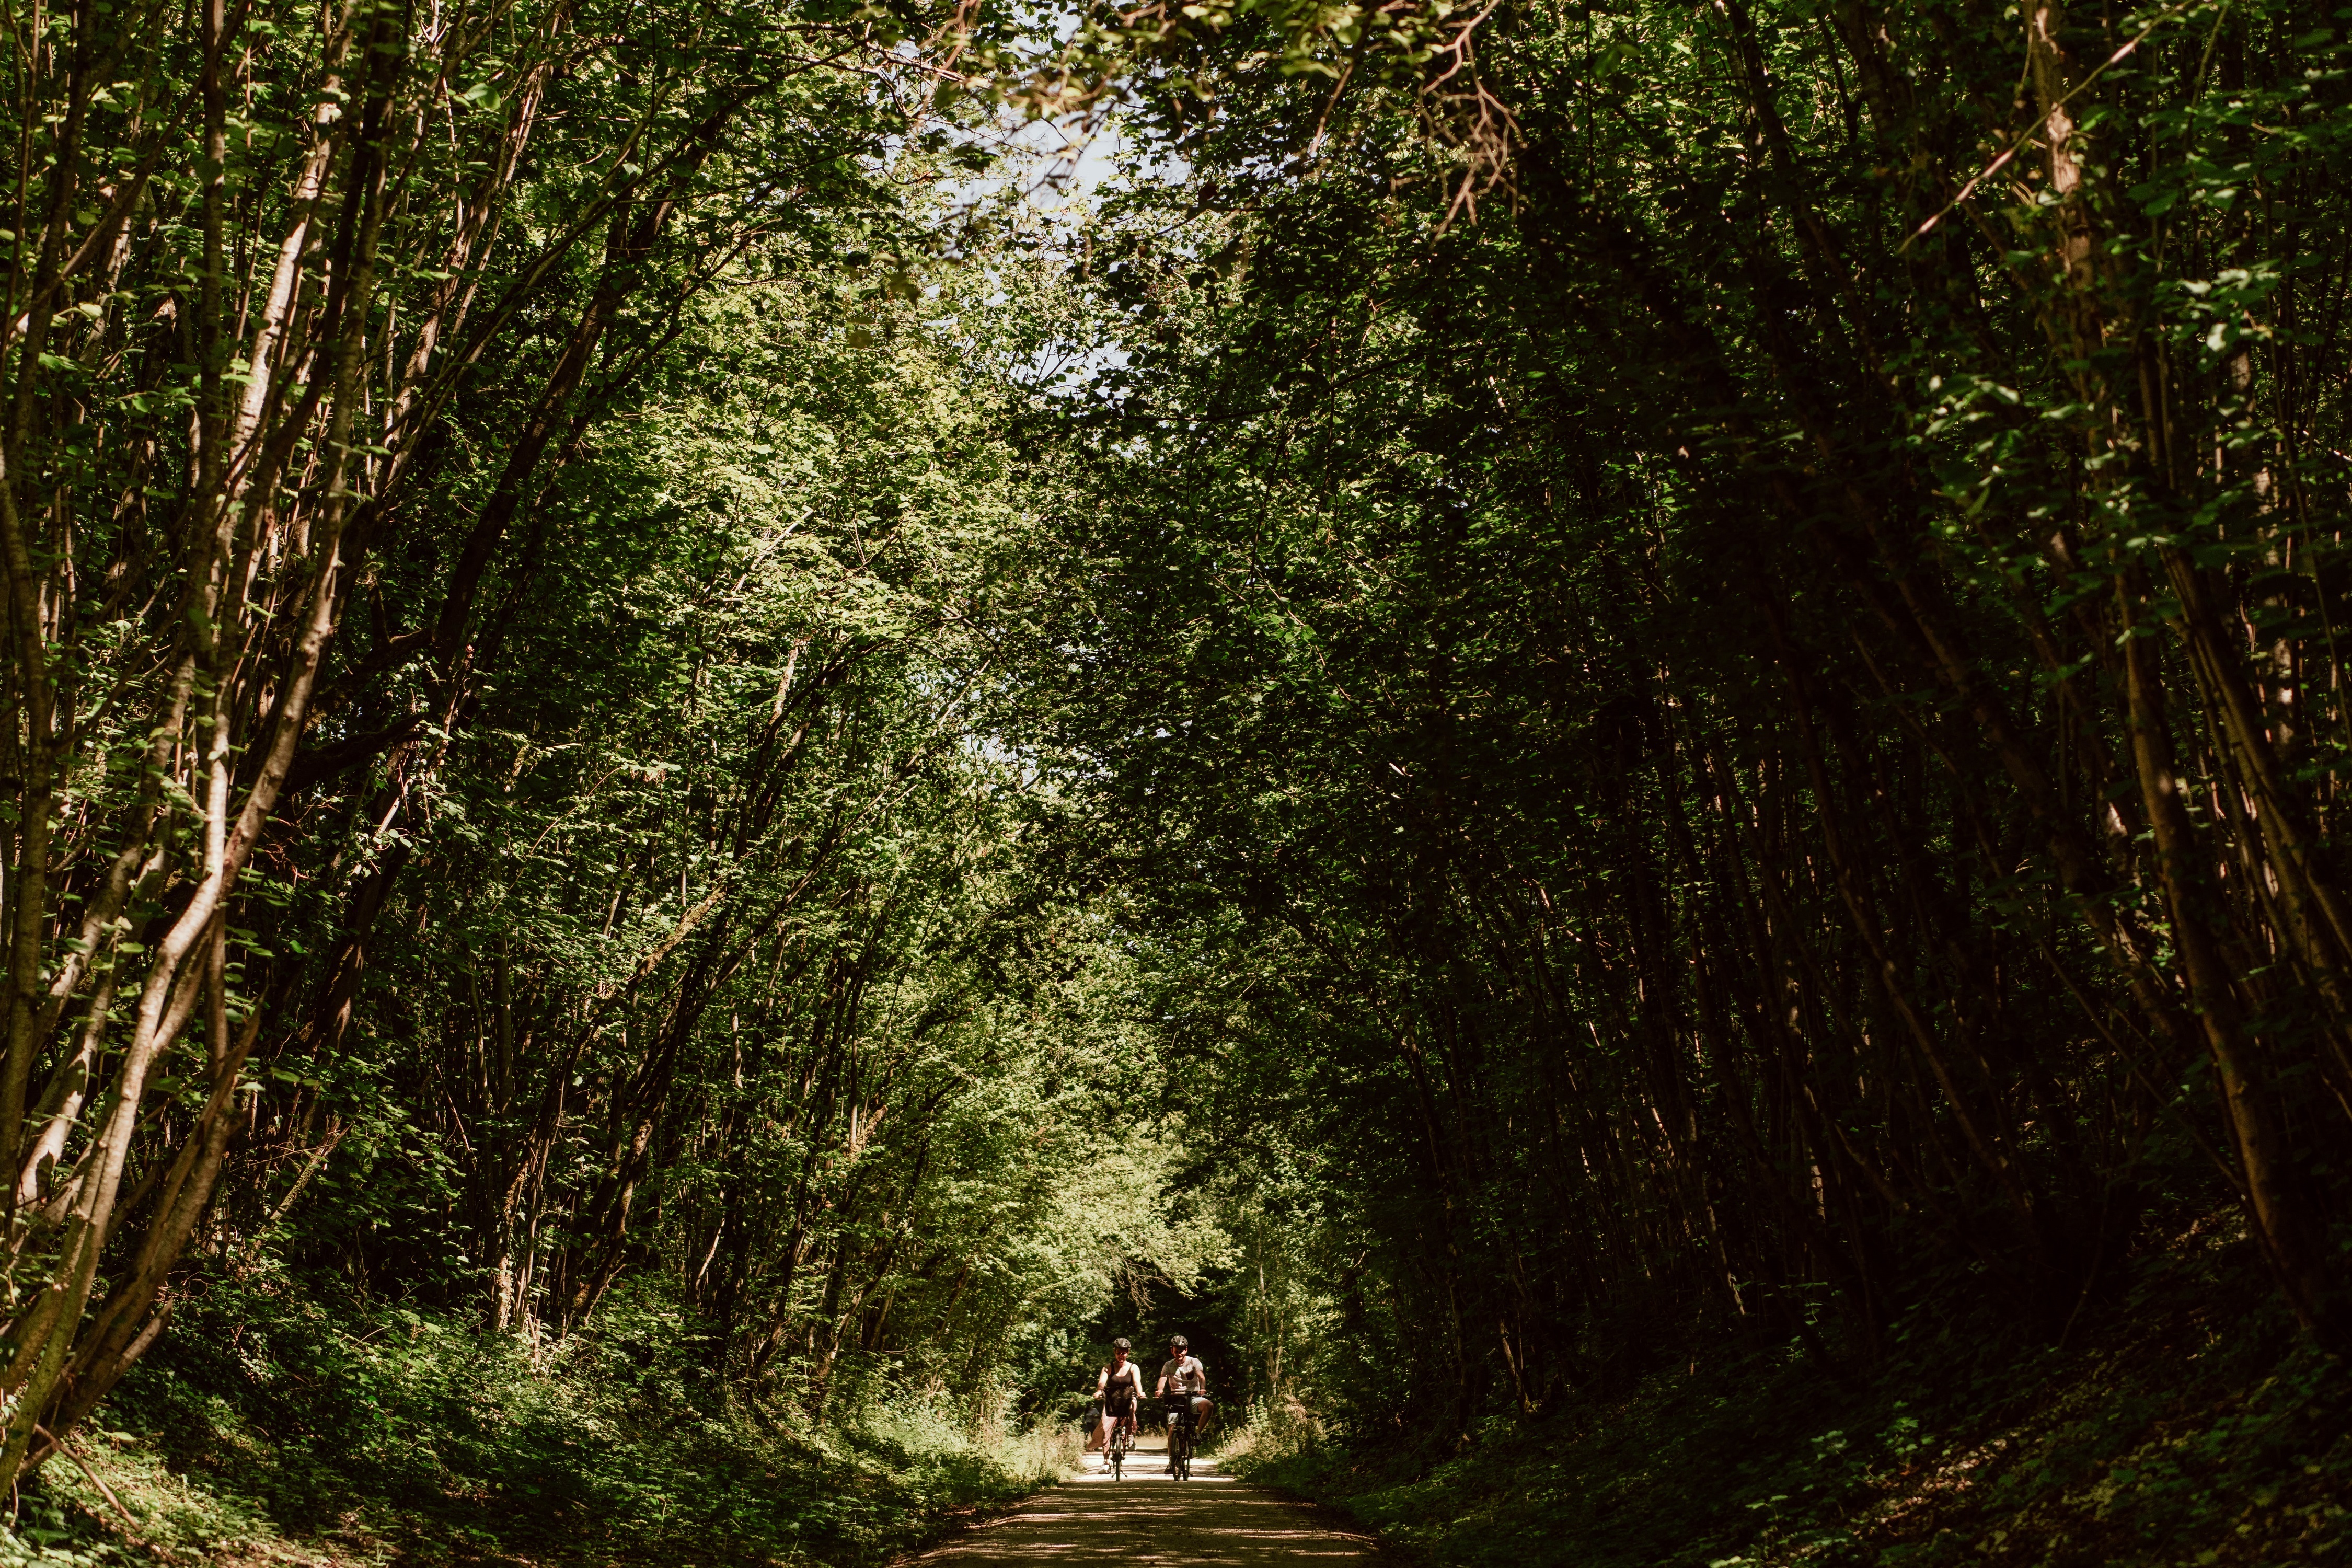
[1168,1334,1189,1350]
[1112,1337,1131,1352]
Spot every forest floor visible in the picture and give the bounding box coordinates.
[10,1235,2348,1568]
[914,1445,1383,1568]
[18,1409,1063,1568]
[1230,1233,2351,1568]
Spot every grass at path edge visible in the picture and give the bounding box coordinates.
[1224,1248,2350,1568]
[0,1273,1078,1568]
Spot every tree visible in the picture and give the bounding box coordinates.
[1021,0,2352,1438]
[0,0,1007,1474]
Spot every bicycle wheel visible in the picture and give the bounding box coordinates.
[1110,1432,1124,1480]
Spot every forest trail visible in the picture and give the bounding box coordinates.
[915,1446,1381,1568]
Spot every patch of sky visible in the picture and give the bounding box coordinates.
[846,16,1224,402]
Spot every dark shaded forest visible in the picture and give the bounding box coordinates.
[0,0,2346,1559]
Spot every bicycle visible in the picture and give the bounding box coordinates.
[1162,1396,1196,1481]
[1105,1406,1136,1479]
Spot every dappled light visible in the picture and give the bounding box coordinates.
[923,1456,1383,1568]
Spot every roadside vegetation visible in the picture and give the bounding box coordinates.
[26,1270,1074,1567]
[1225,1246,2349,1568]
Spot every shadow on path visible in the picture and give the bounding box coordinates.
[914,1449,1381,1568]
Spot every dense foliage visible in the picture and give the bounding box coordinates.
[0,0,1194,1496]
[1,0,2348,1554]
[1031,0,2352,1439]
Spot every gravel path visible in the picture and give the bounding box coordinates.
[914,1446,1382,1568]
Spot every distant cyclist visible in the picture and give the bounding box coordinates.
[1094,1338,1145,1471]
[1156,1334,1212,1472]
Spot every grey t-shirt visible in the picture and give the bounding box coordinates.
[1159,1354,1207,1395]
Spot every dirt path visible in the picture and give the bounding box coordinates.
[915,1444,1382,1568]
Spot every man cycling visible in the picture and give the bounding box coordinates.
[1093,1338,1145,1471]
[1155,1334,1211,1472]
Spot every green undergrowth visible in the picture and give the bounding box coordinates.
[1227,1239,2350,1568]
[5,1266,1071,1568]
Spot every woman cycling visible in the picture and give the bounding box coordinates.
[1094,1338,1145,1470]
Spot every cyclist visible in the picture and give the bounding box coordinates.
[1155,1334,1212,1472]
[1093,1338,1145,1471]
